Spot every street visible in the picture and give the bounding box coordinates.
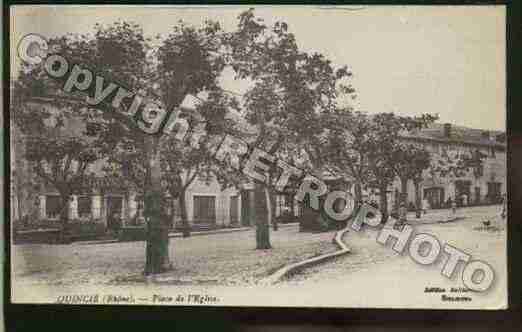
[277,205,507,309]
[11,205,507,309]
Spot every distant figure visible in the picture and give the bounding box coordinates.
[445,197,456,220]
[108,212,122,234]
[461,193,468,207]
[446,197,453,209]
[422,198,430,215]
[451,198,457,217]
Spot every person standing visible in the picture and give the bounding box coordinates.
[422,198,430,215]
[501,193,507,219]
[451,197,457,218]
[398,201,408,226]
[445,197,456,221]
[461,193,468,207]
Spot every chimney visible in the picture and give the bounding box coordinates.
[443,123,451,138]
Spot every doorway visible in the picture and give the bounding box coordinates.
[106,196,123,230]
[230,195,239,225]
[193,195,216,225]
[455,180,471,206]
[423,187,444,209]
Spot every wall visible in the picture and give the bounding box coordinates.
[389,141,506,209]
[185,177,240,226]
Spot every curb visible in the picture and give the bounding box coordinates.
[404,216,461,226]
[259,222,352,286]
[75,222,299,246]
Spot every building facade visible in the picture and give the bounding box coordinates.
[10,100,244,231]
[11,107,506,231]
[388,123,506,211]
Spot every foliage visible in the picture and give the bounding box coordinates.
[225,9,354,172]
[392,143,432,183]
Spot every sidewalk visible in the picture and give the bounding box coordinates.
[403,208,457,225]
[76,222,299,246]
[404,205,503,225]
[12,223,338,286]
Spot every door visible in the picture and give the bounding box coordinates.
[107,196,123,216]
[455,180,471,206]
[230,196,239,225]
[193,195,216,225]
[487,182,502,203]
[240,190,251,226]
[106,196,123,229]
[45,195,62,219]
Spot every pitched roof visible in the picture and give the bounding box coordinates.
[402,123,506,148]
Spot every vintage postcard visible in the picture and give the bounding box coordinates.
[9,5,507,309]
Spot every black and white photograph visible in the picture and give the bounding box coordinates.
[8,5,507,309]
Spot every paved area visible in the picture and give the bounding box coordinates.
[278,205,507,309]
[12,224,338,287]
[11,205,507,308]
[404,204,504,224]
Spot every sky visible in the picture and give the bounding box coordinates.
[10,5,506,131]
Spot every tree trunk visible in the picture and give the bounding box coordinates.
[240,189,251,226]
[354,182,363,206]
[58,193,71,244]
[414,180,422,219]
[268,187,278,231]
[144,136,171,275]
[170,199,176,229]
[179,191,190,238]
[290,194,295,217]
[379,184,389,224]
[400,177,408,204]
[254,182,271,249]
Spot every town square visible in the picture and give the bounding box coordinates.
[9,5,507,308]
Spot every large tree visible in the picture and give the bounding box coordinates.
[326,110,374,206]
[160,90,237,237]
[391,144,431,218]
[14,19,232,274]
[225,9,354,240]
[11,95,100,242]
[367,113,438,223]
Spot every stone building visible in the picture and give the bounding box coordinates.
[10,100,243,231]
[389,123,506,210]
[11,130,243,231]
[11,98,505,231]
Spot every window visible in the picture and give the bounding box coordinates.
[77,196,92,219]
[193,195,216,224]
[46,195,62,219]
